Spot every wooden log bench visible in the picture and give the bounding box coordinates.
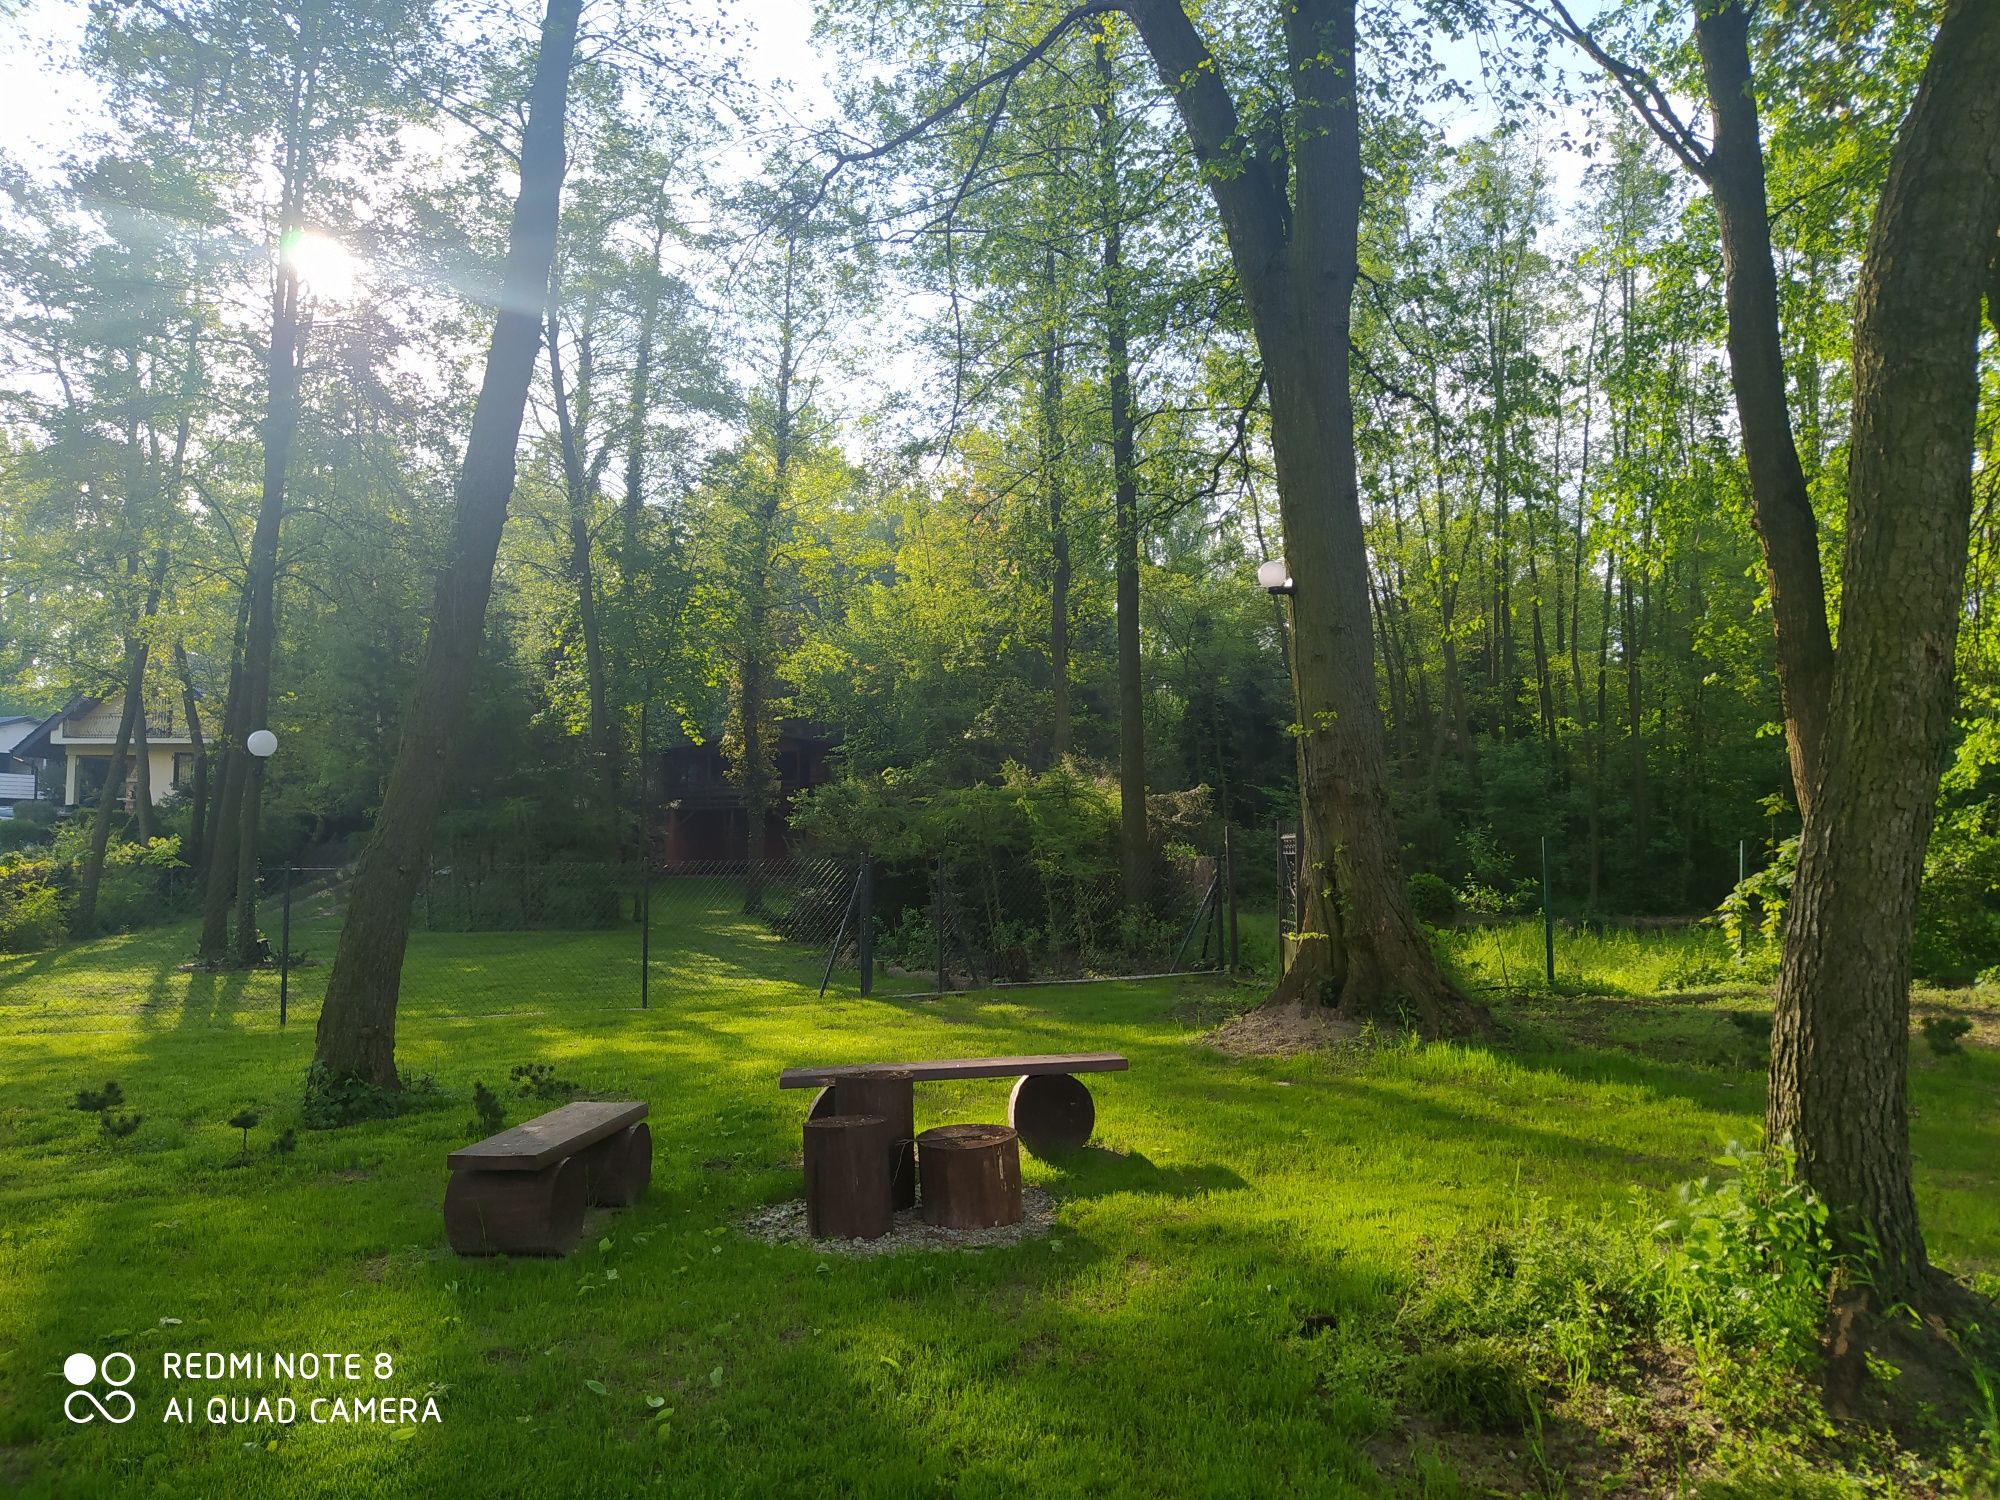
[445,1100,651,1257]
[779,1053,1126,1159]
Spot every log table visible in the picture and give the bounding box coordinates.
[779,1052,1127,1159]
[445,1099,651,1257]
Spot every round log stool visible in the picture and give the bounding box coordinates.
[1008,1072,1095,1157]
[917,1124,1022,1229]
[578,1122,652,1207]
[444,1156,587,1257]
[804,1113,895,1240]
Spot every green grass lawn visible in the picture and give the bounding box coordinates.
[1,911,1995,1498]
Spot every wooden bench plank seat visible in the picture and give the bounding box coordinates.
[447,1099,647,1172]
[778,1053,1128,1089]
[781,1054,1127,1158]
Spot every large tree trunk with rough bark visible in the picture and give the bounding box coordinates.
[1768,0,2000,1301]
[1125,0,1480,1034]
[310,0,582,1092]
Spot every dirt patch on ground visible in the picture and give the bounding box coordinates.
[739,1186,1057,1257]
[1206,1000,1362,1057]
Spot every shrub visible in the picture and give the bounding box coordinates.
[1407,872,1458,926]
[510,1062,577,1100]
[468,1081,505,1137]
[1402,1337,1537,1432]
[0,878,66,951]
[1919,1015,1974,1057]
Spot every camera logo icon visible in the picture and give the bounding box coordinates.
[63,1352,136,1424]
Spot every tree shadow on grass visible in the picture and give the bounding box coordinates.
[1042,1146,1250,1202]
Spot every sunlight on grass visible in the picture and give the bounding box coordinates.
[0,916,1994,1496]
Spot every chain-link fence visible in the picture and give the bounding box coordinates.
[0,845,1232,1033]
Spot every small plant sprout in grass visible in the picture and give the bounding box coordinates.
[1920,1015,1974,1057]
[73,1078,142,1138]
[227,1109,261,1160]
[510,1062,577,1100]
[468,1081,505,1137]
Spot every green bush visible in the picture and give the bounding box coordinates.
[1402,1337,1537,1432]
[0,876,66,951]
[1407,872,1458,926]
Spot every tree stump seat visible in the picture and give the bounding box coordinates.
[445,1100,651,1257]
[804,1113,895,1240]
[917,1124,1023,1228]
[779,1053,1125,1159]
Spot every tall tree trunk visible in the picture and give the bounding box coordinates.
[1040,261,1071,760]
[546,296,617,830]
[1126,0,1480,1033]
[1690,1,1835,821]
[1097,40,1148,903]
[73,663,143,935]
[75,550,165,932]
[200,24,318,966]
[311,0,582,1092]
[741,233,797,916]
[173,640,207,873]
[1768,0,2000,1302]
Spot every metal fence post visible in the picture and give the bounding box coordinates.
[1274,819,1284,977]
[857,856,874,997]
[934,854,947,994]
[639,702,651,1011]
[1222,822,1240,972]
[1736,838,1747,959]
[279,864,293,1028]
[1540,836,1555,989]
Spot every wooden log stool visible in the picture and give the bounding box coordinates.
[917,1124,1023,1229]
[807,1069,915,1209]
[804,1113,895,1240]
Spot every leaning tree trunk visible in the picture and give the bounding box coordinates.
[1097,39,1149,906]
[1125,0,1480,1033]
[1767,0,2000,1301]
[311,0,582,1092]
[1690,1,1836,822]
[72,652,145,935]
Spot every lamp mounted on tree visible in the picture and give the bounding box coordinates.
[1256,558,1294,597]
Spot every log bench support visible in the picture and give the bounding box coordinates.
[445,1100,651,1257]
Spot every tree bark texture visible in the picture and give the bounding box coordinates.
[1125,0,1480,1033]
[1767,0,2000,1299]
[311,0,582,1090]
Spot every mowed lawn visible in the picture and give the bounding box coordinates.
[1,912,1996,1498]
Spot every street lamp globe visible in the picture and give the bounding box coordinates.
[246,729,279,759]
[1256,558,1294,596]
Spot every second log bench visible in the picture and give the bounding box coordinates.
[445,1099,652,1257]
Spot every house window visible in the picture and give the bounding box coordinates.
[173,752,196,789]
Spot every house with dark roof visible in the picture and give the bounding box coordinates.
[9,696,199,812]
